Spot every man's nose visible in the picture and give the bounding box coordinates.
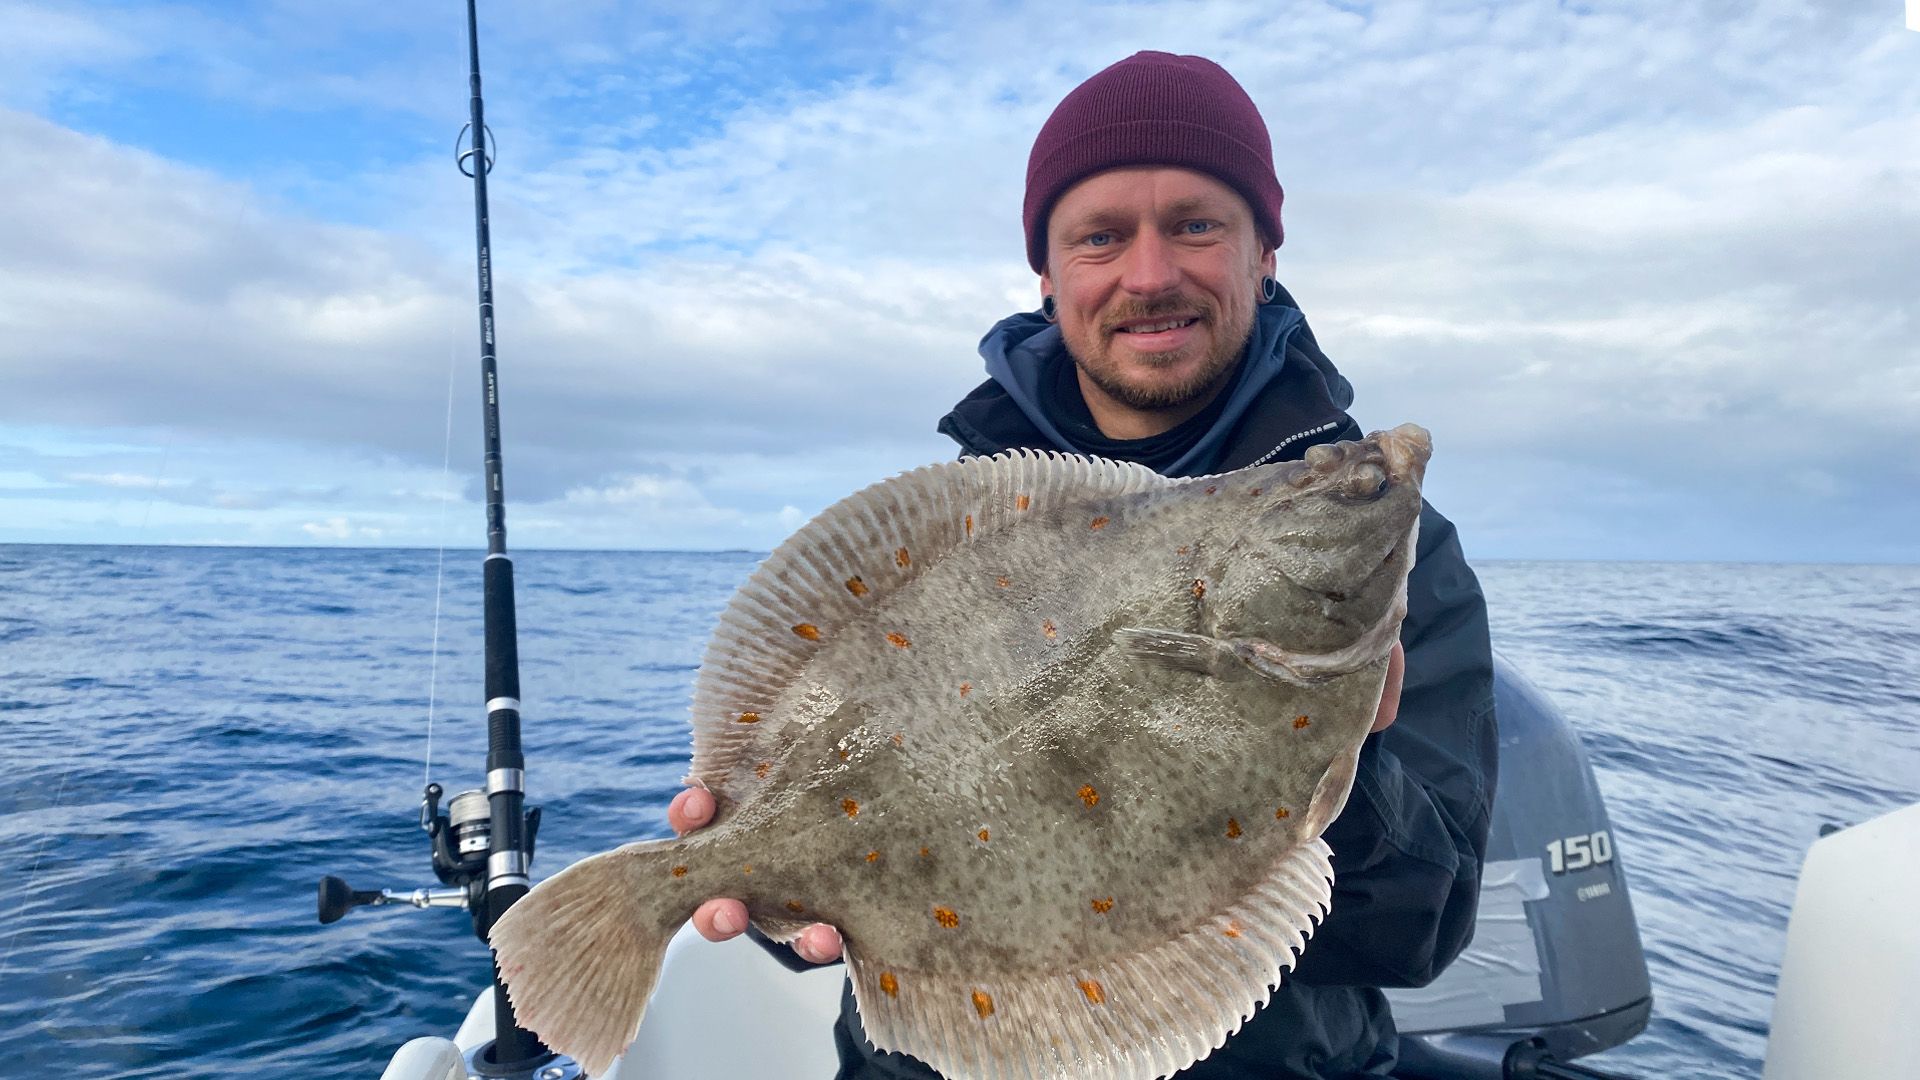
[1118,230,1181,296]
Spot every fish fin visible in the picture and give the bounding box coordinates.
[845,839,1334,1080]
[688,450,1168,797]
[1112,626,1234,676]
[750,915,812,942]
[1302,742,1364,839]
[489,839,692,1077]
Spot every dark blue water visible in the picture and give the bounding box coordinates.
[2,546,1915,1078]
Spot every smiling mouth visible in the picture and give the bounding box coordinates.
[1114,317,1199,334]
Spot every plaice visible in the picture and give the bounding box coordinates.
[490,424,1432,1079]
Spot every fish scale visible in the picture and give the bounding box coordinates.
[490,425,1432,1079]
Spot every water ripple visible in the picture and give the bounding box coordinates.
[0,547,1912,1079]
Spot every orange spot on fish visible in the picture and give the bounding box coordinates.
[743,865,752,874]
[792,623,821,641]
[978,828,990,842]
[1091,897,1114,913]
[959,681,972,697]
[837,748,850,761]
[972,989,994,1018]
[1224,920,1242,938]
[737,711,761,724]
[786,900,805,913]
[919,846,931,858]
[896,546,910,568]
[1205,485,1218,495]
[1249,487,1262,496]
[1043,619,1058,641]
[1176,545,1191,556]
[755,761,771,779]
[1276,807,1291,819]
[842,798,860,818]
[1226,817,1242,839]
[866,850,880,863]
[1016,494,1031,511]
[1078,784,1099,808]
[934,906,959,928]
[1192,579,1207,599]
[887,632,912,648]
[879,972,899,996]
[1079,979,1106,1004]
[964,513,974,536]
[671,866,687,878]
[996,575,1011,588]
[1294,715,1311,730]
[845,576,869,597]
[891,733,904,747]
[1089,516,1110,530]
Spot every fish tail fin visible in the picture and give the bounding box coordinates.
[489,839,692,1076]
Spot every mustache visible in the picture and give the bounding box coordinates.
[1100,297,1213,332]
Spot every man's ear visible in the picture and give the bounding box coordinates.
[1039,267,1053,299]
[1260,247,1277,279]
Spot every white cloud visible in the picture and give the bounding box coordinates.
[300,516,354,540]
[63,472,186,490]
[0,2,1916,559]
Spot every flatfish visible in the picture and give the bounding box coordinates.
[490,424,1432,1078]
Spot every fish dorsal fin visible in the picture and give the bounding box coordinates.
[846,837,1335,1080]
[687,450,1167,794]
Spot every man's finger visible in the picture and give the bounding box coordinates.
[794,923,844,964]
[692,898,748,942]
[1372,640,1405,734]
[668,786,715,835]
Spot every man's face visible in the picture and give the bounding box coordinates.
[1042,166,1274,419]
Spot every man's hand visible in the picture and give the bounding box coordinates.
[1371,640,1405,734]
[667,786,845,964]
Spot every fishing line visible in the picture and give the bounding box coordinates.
[138,434,176,532]
[0,771,70,977]
[423,313,462,790]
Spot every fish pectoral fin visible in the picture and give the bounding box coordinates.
[1112,627,1237,677]
[1116,628,1344,687]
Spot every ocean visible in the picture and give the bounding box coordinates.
[2,545,1915,1078]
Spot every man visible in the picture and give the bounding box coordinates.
[671,51,1497,1079]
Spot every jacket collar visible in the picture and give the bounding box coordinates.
[939,284,1357,476]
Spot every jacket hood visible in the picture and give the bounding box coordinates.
[949,293,1355,477]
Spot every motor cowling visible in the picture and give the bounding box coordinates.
[1388,653,1653,1078]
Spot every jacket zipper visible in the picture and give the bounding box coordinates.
[1246,420,1341,469]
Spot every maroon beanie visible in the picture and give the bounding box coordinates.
[1023,51,1284,273]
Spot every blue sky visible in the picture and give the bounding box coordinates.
[1,1,1916,561]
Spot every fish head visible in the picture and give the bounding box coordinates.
[1210,424,1430,651]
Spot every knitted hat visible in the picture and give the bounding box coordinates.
[1023,52,1284,273]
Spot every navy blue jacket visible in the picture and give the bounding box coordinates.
[816,288,1498,1079]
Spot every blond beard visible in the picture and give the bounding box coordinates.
[1068,301,1256,412]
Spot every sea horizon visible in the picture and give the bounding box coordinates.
[2,539,1913,569]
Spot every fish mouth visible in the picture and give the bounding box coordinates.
[1374,424,1432,485]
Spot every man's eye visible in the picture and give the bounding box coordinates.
[1182,221,1215,235]
[1086,232,1114,247]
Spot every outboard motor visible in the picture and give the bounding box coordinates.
[1388,653,1653,1079]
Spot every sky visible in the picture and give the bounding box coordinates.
[0,0,1915,562]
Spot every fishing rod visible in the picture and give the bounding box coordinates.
[318,3,561,1076]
